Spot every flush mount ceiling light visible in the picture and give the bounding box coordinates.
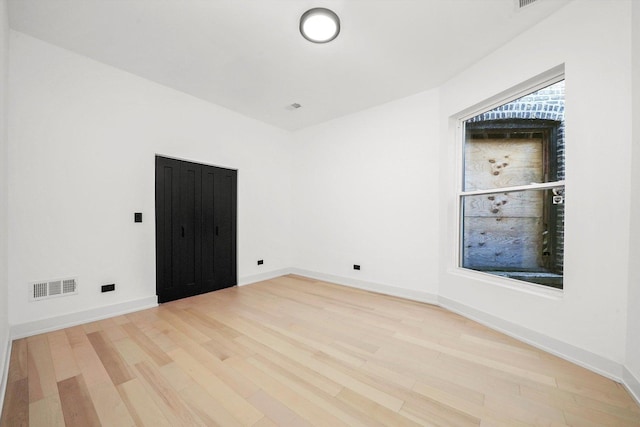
[300,8,340,43]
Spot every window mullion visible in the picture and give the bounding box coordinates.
[460,180,565,197]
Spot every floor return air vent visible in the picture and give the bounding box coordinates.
[516,0,538,9]
[29,278,78,301]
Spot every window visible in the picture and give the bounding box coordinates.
[459,79,565,289]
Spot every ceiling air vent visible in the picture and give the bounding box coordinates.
[29,277,78,301]
[516,0,538,9]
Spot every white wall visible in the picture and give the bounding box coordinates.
[439,0,632,375]
[291,89,440,300]
[0,0,10,395]
[626,0,640,394]
[8,32,293,328]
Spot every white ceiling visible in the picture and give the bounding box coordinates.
[8,0,571,131]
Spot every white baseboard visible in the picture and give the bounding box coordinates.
[10,296,158,339]
[0,336,11,419]
[438,296,624,383]
[623,367,640,405]
[238,268,293,287]
[290,268,439,305]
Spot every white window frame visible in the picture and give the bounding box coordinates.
[453,67,565,296]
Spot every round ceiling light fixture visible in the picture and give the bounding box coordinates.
[300,8,340,43]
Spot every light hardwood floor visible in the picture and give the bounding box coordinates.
[1,274,639,426]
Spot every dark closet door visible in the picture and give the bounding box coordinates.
[201,165,237,292]
[156,156,236,303]
[155,157,202,302]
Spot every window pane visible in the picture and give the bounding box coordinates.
[464,136,544,191]
[461,187,564,288]
[463,80,565,191]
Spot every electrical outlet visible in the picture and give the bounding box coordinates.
[353,265,360,270]
[101,284,115,293]
[257,259,264,265]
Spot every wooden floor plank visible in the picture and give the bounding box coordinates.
[133,360,206,426]
[117,378,172,427]
[1,274,639,426]
[1,338,29,427]
[87,380,136,426]
[47,331,80,382]
[168,347,264,425]
[0,378,28,427]
[336,387,422,427]
[57,375,101,427]
[65,327,112,388]
[234,334,344,397]
[26,335,58,402]
[87,330,134,386]
[247,389,311,427]
[179,382,244,427]
[28,394,65,427]
[7,340,28,384]
[121,322,172,366]
[247,353,388,427]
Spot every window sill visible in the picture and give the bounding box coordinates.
[450,267,565,300]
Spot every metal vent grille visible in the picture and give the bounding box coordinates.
[49,280,62,296]
[63,279,77,294]
[32,282,47,299]
[517,0,538,8]
[30,278,78,301]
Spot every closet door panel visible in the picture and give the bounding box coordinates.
[177,161,202,297]
[201,166,216,293]
[213,170,237,290]
[155,157,181,302]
